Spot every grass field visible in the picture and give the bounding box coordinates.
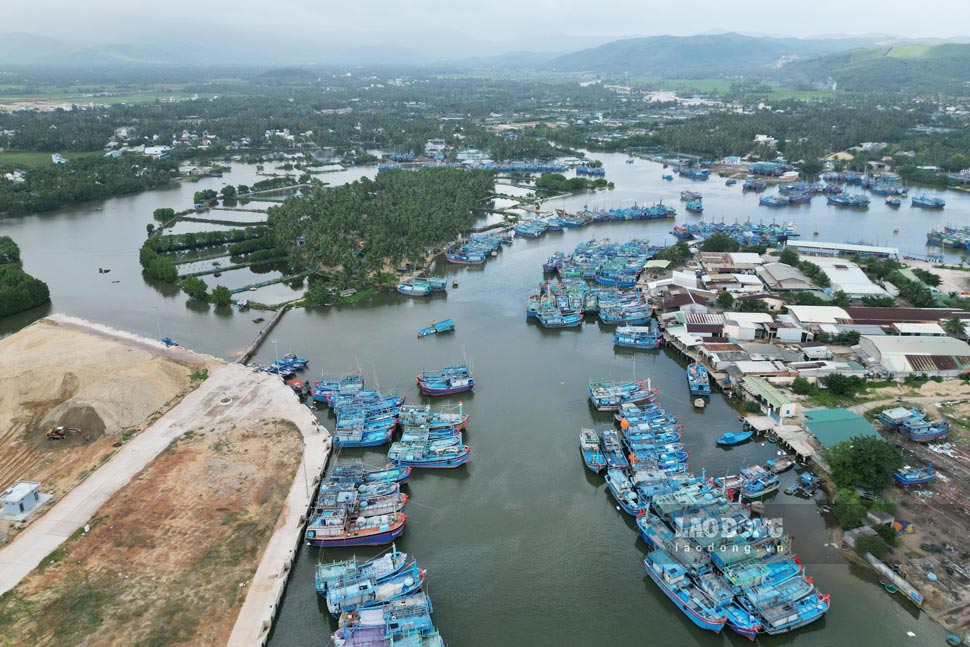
[0,151,102,168]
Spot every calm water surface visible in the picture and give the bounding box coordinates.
[0,154,962,646]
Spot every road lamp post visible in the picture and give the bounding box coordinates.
[153,305,161,340]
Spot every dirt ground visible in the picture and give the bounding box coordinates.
[903,259,970,294]
[0,418,301,647]
[0,319,199,541]
[873,380,970,633]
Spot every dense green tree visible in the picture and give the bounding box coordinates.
[778,247,799,266]
[0,236,22,265]
[861,294,896,307]
[716,291,735,308]
[180,276,208,300]
[700,233,740,253]
[209,285,233,306]
[827,436,903,492]
[153,208,176,222]
[831,290,851,308]
[822,373,865,396]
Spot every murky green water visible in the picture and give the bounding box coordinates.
[0,154,959,646]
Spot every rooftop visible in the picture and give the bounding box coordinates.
[788,240,899,259]
[1,480,40,503]
[803,409,883,448]
[862,334,970,356]
[787,305,850,325]
[755,263,815,291]
[844,306,970,324]
[810,258,887,297]
[741,376,791,410]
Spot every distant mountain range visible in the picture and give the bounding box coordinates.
[1,30,969,94]
[545,33,882,77]
[778,43,970,92]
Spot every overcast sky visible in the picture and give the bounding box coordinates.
[5,0,970,58]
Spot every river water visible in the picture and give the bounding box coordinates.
[0,153,962,646]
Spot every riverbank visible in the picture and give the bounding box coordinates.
[0,315,331,647]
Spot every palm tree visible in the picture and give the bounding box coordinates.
[942,315,967,340]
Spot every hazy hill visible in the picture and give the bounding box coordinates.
[780,43,970,92]
[547,32,874,77]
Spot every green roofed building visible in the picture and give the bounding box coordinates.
[803,408,882,448]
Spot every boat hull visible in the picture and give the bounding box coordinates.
[306,522,406,547]
[644,560,726,633]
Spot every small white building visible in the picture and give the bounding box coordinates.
[723,312,774,341]
[2,480,41,516]
[811,258,888,299]
[786,305,850,328]
[424,139,447,155]
[891,322,946,337]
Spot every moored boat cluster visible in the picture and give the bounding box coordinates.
[316,546,447,646]
[579,384,831,638]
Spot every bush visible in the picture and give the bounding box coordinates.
[791,376,814,395]
[743,401,761,413]
[854,534,890,559]
[862,294,896,307]
[911,268,941,287]
[822,373,865,396]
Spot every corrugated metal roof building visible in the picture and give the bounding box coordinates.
[858,335,970,377]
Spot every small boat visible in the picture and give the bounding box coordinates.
[579,428,607,474]
[159,337,178,347]
[899,417,949,443]
[893,463,936,486]
[315,548,408,597]
[766,456,796,473]
[886,196,902,207]
[716,430,753,446]
[398,404,469,431]
[827,193,870,208]
[741,470,781,499]
[417,319,455,338]
[397,280,432,297]
[911,195,945,209]
[685,201,704,214]
[680,190,702,201]
[536,309,584,328]
[725,178,738,186]
[687,363,711,396]
[662,174,673,181]
[601,429,630,468]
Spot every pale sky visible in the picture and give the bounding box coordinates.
[4,0,970,61]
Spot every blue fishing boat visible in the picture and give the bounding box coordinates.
[899,417,949,443]
[716,430,753,446]
[315,548,409,597]
[397,279,432,297]
[756,592,830,635]
[614,324,662,350]
[740,467,780,499]
[536,309,584,328]
[326,562,425,615]
[685,201,704,213]
[598,429,629,467]
[398,404,469,431]
[912,195,945,209]
[893,463,936,486]
[331,463,412,486]
[827,193,870,208]
[725,178,738,186]
[305,508,407,547]
[605,467,642,515]
[417,319,455,338]
[388,432,470,469]
[759,195,789,207]
[644,551,727,633]
[742,179,767,192]
[662,174,673,181]
[333,426,395,448]
[444,248,486,265]
[416,365,474,396]
[886,195,902,207]
[160,337,178,347]
[579,428,607,473]
[687,363,711,396]
[588,379,657,412]
[331,593,437,645]
[680,190,702,201]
